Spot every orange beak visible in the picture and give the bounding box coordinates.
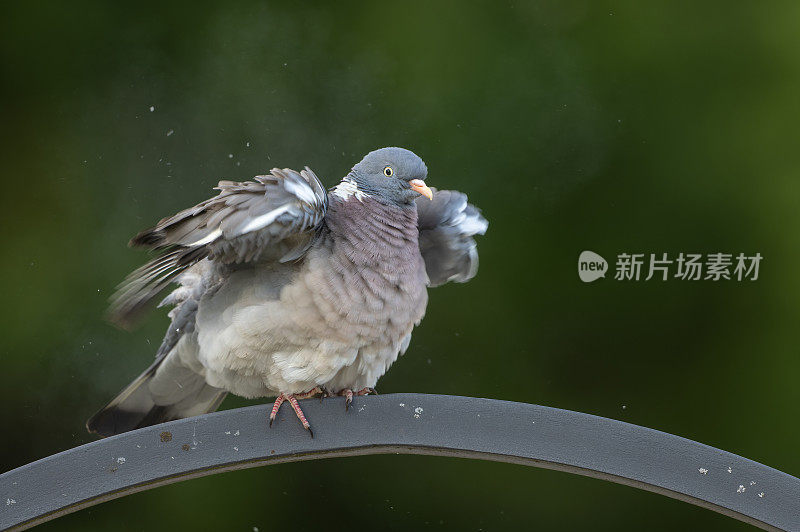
[409,179,433,200]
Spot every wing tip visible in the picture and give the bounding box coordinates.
[129,228,164,248]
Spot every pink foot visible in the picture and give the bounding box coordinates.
[269,387,323,437]
[339,387,377,411]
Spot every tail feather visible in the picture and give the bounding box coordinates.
[86,354,227,438]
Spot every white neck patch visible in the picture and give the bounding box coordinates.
[332,177,368,201]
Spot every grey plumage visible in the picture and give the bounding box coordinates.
[88,147,486,437]
[417,189,488,286]
[108,168,327,329]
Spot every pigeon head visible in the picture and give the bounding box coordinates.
[342,147,433,206]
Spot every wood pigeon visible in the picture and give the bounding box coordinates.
[87,147,487,437]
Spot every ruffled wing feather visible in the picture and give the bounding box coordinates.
[108,167,327,328]
[416,189,488,287]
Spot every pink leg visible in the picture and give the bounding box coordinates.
[344,389,354,410]
[269,387,323,437]
[269,395,286,426]
[338,387,377,410]
[286,395,313,437]
[294,386,324,399]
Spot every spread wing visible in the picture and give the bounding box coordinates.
[416,189,488,287]
[108,167,328,328]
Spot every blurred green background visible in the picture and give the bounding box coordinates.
[1,1,798,530]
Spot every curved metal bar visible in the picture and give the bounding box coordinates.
[1,394,798,531]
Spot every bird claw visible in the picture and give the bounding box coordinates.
[318,386,333,402]
[345,389,353,411]
[338,387,375,411]
[269,389,318,437]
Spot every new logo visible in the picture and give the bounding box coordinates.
[578,251,608,283]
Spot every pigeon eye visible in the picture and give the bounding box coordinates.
[383,166,393,177]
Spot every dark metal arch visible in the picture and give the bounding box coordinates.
[1,394,798,531]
